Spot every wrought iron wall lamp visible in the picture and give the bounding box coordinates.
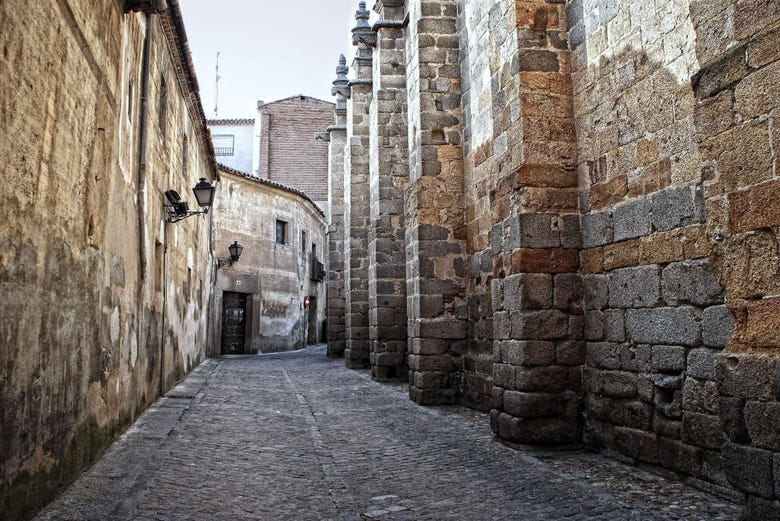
[164,178,216,223]
[217,241,243,269]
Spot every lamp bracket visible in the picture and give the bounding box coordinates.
[164,205,209,224]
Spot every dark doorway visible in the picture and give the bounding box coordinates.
[307,296,318,345]
[221,291,247,354]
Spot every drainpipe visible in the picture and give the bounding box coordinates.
[135,11,153,393]
[160,224,168,396]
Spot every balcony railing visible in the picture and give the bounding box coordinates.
[214,146,234,156]
[310,258,326,282]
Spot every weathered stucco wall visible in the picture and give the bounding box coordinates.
[0,2,215,519]
[207,119,255,174]
[212,168,327,353]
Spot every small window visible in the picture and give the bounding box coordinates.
[276,220,287,245]
[127,79,134,121]
[182,134,188,177]
[158,75,168,137]
[301,231,307,254]
[213,134,234,156]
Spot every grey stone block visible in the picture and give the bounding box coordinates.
[661,259,724,307]
[625,307,700,346]
[745,401,780,451]
[613,197,651,241]
[561,215,581,248]
[682,378,719,415]
[503,391,569,418]
[585,311,605,341]
[554,274,582,311]
[515,366,570,392]
[510,310,569,340]
[746,497,780,521]
[583,367,638,398]
[681,412,722,449]
[687,348,720,380]
[722,442,776,499]
[499,340,556,367]
[604,310,626,342]
[586,342,622,369]
[651,187,696,232]
[720,397,751,444]
[609,266,661,308]
[491,223,503,254]
[504,273,553,310]
[583,274,608,310]
[651,345,687,372]
[518,213,561,248]
[620,344,651,372]
[581,211,612,248]
[716,354,775,399]
[702,305,735,347]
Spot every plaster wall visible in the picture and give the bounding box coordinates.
[0,2,215,518]
[208,121,255,174]
[212,170,327,353]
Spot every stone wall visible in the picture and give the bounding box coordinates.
[690,0,780,517]
[211,167,328,354]
[0,2,216,519]
[326,1,780,516]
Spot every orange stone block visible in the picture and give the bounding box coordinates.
[515,163,578,188]
[591,174,628,210]
[510,248,579,274]
[627,159,671,198]
[603,240,641,271]
[741,297,780,350]
[581,247,605,274]
[516,2,561,31]
[729,179,780,233]
[517,187,579,212]
[438,145,464,161]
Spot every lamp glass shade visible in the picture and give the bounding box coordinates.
[228,241,243,261]
[192,178,216,208]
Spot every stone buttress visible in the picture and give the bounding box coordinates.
[487,0,582,444]
[367,0,410,381]
[404,0,468,405]
[326,55,350,358]
[343,2,375,368]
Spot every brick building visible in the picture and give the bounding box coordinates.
[326,1,780,518]
[207,96,334,213]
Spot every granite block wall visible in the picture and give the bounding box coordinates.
[325,2,780,514]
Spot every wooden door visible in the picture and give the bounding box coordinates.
[221,292,247,354]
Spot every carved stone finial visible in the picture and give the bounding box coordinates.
[351,1,377,47]
[332,54,351,99]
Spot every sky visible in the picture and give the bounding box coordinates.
[180,0,369,119]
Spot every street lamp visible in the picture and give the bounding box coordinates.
[217,241,243,269]
[164,178,216,223]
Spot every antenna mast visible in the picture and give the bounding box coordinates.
[214,51,221,118]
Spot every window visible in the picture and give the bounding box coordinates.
[301,231,307,254]
[213,134,235,156]
[158,75,168,137]
[127,79,134,121]
[182,134,188,177]
[275,220,287,245]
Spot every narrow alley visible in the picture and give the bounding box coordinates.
[35,346,743,521]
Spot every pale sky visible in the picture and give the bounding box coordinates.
[180,0,369,119]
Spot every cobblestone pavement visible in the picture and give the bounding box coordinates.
[36,345,745,521]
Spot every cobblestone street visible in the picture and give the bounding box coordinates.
[35,346,744,521]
